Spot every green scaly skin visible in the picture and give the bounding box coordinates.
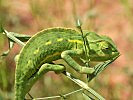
[15,28,119,99]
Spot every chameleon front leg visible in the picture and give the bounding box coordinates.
[15,63,66,100]
[61,49,95,74]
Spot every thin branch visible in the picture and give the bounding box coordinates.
[31,71,105,100]
[3,30,25,46]
[31,88,83,100]
[63,71,105,100]
[63,88,83,97]
[33,95,60,100]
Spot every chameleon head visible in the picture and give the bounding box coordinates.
[86,35,120,61]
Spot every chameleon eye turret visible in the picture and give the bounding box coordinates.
[100,41,119,59]
[82,31,120,62]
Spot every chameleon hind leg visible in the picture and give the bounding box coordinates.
[29,63,66,84]
[61,49,95,74]
[17,63,66,100]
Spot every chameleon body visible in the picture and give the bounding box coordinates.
[15,28,119,99]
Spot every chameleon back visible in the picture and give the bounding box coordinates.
[16,28,83,82]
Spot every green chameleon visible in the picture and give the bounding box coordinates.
[1,25,119,100]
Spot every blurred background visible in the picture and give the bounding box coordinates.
[0,0,133,100]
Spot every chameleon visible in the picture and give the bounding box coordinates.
[1,27,119,100]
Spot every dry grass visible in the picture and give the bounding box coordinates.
[0,0,133,100]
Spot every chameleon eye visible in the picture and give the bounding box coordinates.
[105,47,109,50]
[101,45,109,50]
[101,45,109,51]
[102,47,108,51]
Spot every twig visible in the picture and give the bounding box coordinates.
[63,71,105,100]
[31,88,83,100]
[3,30,25,46]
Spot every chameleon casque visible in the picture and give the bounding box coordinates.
[0,27,119,99]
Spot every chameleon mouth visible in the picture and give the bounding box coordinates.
[92,50,120,61]
[111,51,120,58]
